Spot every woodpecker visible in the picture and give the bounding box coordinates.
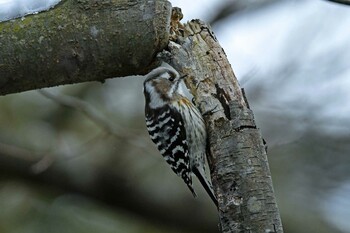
[143,65,218,207]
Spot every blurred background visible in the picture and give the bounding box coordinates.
[1,0,350,232]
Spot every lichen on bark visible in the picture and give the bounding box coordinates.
[162,19,283,233]
[0,0,171,95]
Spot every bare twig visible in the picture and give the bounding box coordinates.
[208,0,279,25]
[38,90,152,151]
[0,142,218,232]
[324,0,350,5]
[37,89,158,170]
[38,89,127,138]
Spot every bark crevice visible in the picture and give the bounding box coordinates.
[163,19,283,233]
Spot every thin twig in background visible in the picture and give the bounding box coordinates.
[37,89,151,137]
[37,89,156,159]
[38,89,126,138]
[324,0,350,5]
[0,143,218,233]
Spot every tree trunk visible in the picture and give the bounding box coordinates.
[163,20,283,233]
[0,0,171,95]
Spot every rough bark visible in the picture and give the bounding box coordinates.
[0,0,171,95]
[162,20,283,233]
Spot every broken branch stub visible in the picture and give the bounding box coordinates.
[164,19,283,233]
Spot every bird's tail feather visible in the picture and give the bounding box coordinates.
[187,183,197,198]
[193,167,218,208]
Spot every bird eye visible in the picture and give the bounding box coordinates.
[168,74,176,82]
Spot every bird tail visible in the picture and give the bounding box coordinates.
[187,182,197,198]
[193,167,218,208]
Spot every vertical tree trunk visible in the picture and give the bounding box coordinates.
[163,19,283,233]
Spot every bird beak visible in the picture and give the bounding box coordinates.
[179,74,188,80]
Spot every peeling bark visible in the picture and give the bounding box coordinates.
[0,0,171,95]
[162,20,283,233]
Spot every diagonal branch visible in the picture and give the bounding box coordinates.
[163,20,283,233]
[0,142,218,233]
[38,89,126,137]
[38,90,151,152]
[324,0,350,5]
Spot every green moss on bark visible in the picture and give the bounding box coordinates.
[0,0,171,95]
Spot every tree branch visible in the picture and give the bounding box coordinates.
[37,89,154,153]
[38,90,129,138]
[208,0,279,25]
[163,20,283,232]
[0,0,171,95]
[0,142,218,233]
[324,0,350,5]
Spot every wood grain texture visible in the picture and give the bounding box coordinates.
[163,19,283,233]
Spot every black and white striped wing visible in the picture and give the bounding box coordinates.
[145,106,196,196]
